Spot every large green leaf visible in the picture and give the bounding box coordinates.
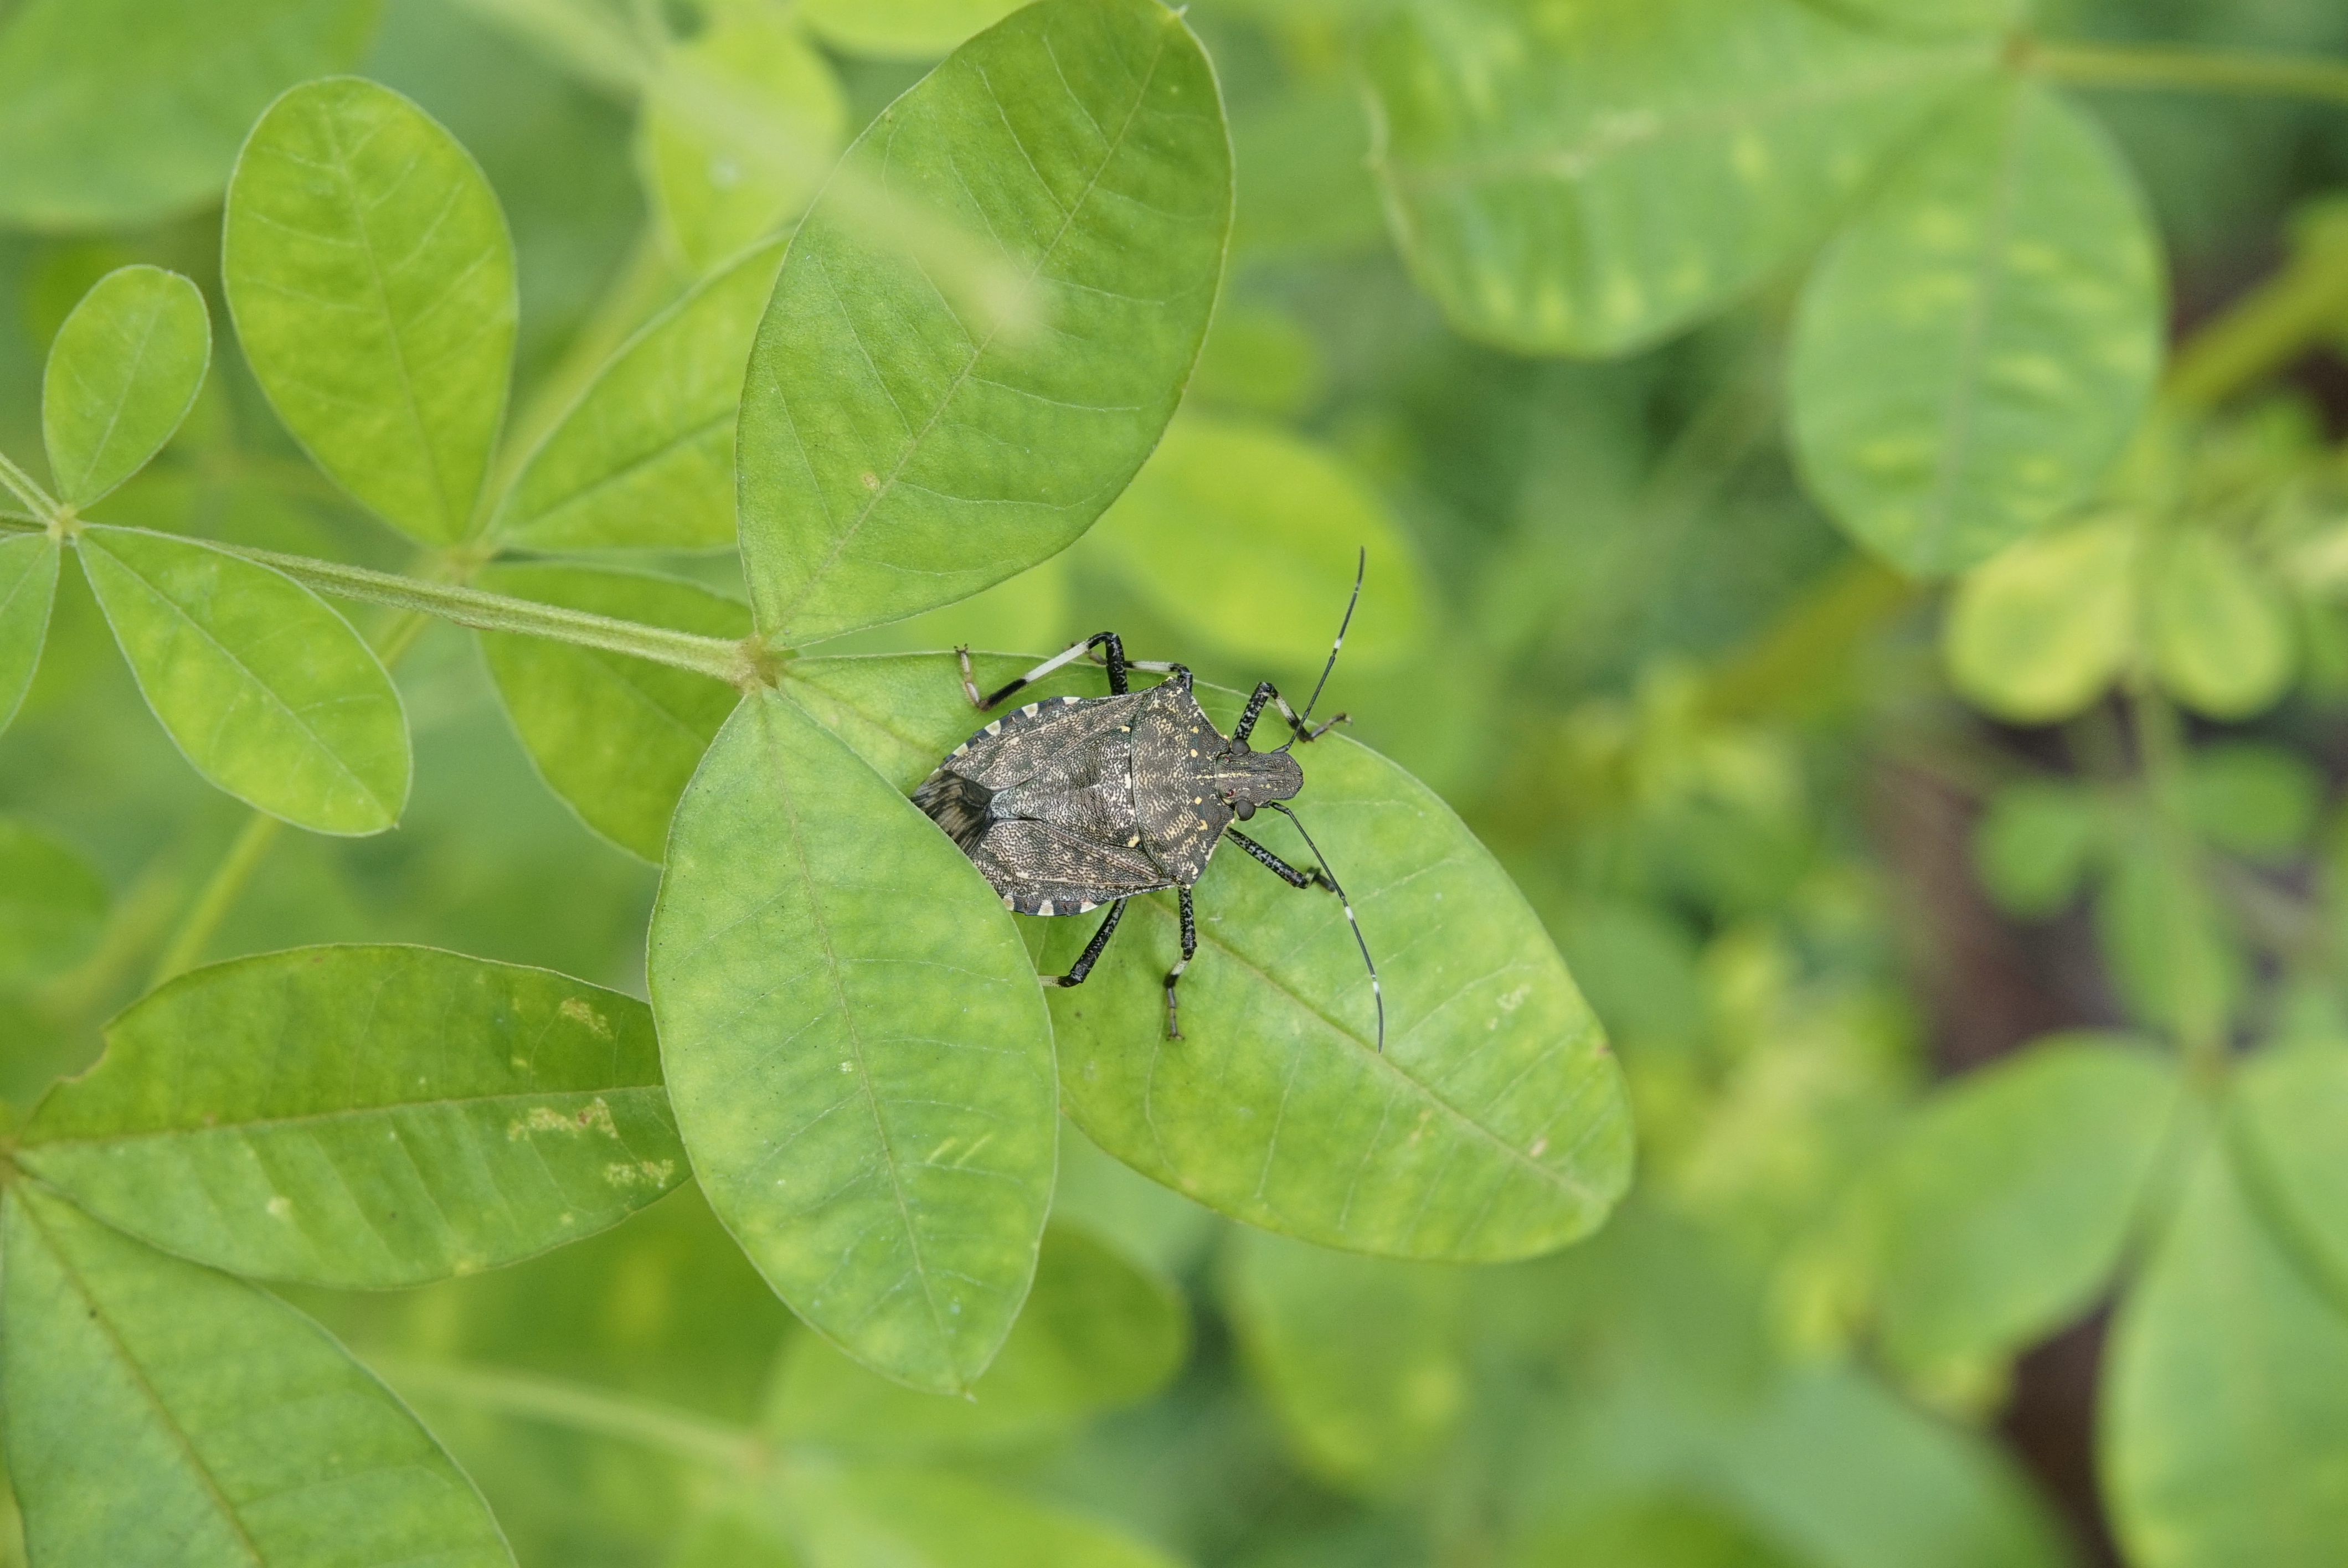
[1361,0,1988,355]
[0,532,59,736]
[18,945,685,1287]
[1790,81,2164,575]
[735,0,1232,643]
[796,0,1027,60]
[224,76,515,544]
[2104,1136,2348,1568]
[1943,517,2138,723]
[1864,1034,2178,1371]
[41,266,211,509]
[782,654,1634,1261]
[647,688,1058,1393]
[0,1186,511,1566]
[0,817,107,983]
[493,242,782,551]
[76,526,410,834]
[2229,1045,2348,1300]
[476,563,748,862]
[0,0,379,231]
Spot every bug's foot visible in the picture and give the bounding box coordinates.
[1295,711,1350,744]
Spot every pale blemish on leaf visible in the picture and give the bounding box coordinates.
[559,996,614,1039]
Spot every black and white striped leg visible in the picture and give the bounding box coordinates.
[968,632,1133,710]
[1233,680,1350,748]
[1044,899,1127,989]
[1163,886,1197,1040]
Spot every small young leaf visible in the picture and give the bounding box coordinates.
[77,525,410,835]
[2149,529,2294,720]
[1972,781,2105,919]
[1943,517,2136,723]
[476,563,748,862]
[648,689,1058,1394]
[18,944,684,1287]
[2097,840,2238,1043]
[2179,743,2320,864]
[737,0,1232,642]
[0,817,107,983]
[224,76,515,544]
[0,1187,511,1567]
[0,0,380,230]
[1362,0,1989,354]
[0,532,60,737]
[638,14,846,275]
[40,266,211,508]
[781,654,1634,1262]
[1790,82,2164,575]
[797,0,1026,60]
[495,241,782,551]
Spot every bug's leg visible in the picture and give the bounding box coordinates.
[1118,660,1191,694]
[1163,886,1197,1041]
[1043,900,1126,988]
[1233,680,1350,747]
[1228,828,1335,893]
[976,632,1129,709]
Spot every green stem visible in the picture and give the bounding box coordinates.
[2160,204,2348,413]
[2125,682,2229,1081]
[370,1357,768,1475]
[147,815,283,987]
[2029,39,2348,109]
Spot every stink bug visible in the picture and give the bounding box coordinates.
[913,559,1383,1050]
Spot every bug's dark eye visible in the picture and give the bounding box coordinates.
[1234,800,1255,821]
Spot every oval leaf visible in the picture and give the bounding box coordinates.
[1790,81,2164,575]
[0,1187,512,1567]
[736,0,1232,643]
[2149,529,2294,720]
[495,241,782,551]
[41,266,211,508]
[224,76,516,544]
[779,1464,1183,1568]
[781,653,1634,1261]
[0,817,107,983]
[648,688,1058,1393]
[0,532,59,737]
[2228,1045,2348,1296]
[18,945,685,1287]
[797,0,1026,60]
[477,563,748,862]
[1944,517,2137,723]
[77,525,411,834]
[0,0,379,230]
[1362,0,1989,355]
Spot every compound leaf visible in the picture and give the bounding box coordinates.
[782,653,1634,1261]
[0,532,60,737]
[0,817,107,983]
[78,526,409,834]
[0,1185,511,1567]
[0,0,379,230]
[494,241,782,551]
[737,0,1232,643]
[224,76,514,544]
[42,266,211,508]
[1362,0,1987,355]
[648,688,1058,1394]
[18,945,684,1288]
[476,563,748,862]
[1790,81,2164,575]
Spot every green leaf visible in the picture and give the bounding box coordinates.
[40,266,211,508]
[1865,1035,2177,1370]
[1083,415,1427,668]
[1221,1229,1465,1494]
[776,1464,1183,1568]
[1972,780,2105,919]
[1362,0,1988,355]
[1806,0,2022,39]
[494,241,782,551]
[224,76,515,544]
[781,654,1634,1261]
[18,943,684,1287]
[77,526,410,835]
[648,688,1058,1393]
[0,1186,511,1567]
[0,817,107,983]
[1790,82,2164,575]
[1943,517,2136,723]
[2097,839,2238,1042]
[2179,743,2320,864]
[2229,1045,2348,1297]
[0,532,60,737]
[766,1221,1187,1453]
[736,0,1232,643]
[0,0,380,231]
[2149,529,2294,720]
[476,563,748,862]
[638,13,846,275]
[2105,1136,2348,1568]
[796,0,1026,61]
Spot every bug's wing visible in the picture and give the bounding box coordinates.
[947,693,1142,788]
[974,820,1174,916]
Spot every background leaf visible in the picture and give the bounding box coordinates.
[796,0,1027,61]
[1943,517,2137,722]
[40,266,210,508]
[735,0,1232,643]
[648,688,1058,1393]
[476,563,748,862]
[1362,0,1988,355]
[2150,529,2294,720]
[0,1186,512,1567]
[2229,1045,2348,1298]
[775,1464,1184,1568]
[76,525,410,834]
[0,0,379,231]
[224,75,515,543]
[0,817,107,983]
[1790,82,2165,575]
[1973,781,2106,918]
[19,943,686,1287]
[0,533,59,736]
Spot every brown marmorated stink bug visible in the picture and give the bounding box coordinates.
[913,558,1383,1050]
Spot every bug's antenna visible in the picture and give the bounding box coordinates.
[1278,548,1364,753]
[1266,800,1383,1053]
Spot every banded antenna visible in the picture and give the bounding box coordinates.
[1266,800,1384,1053]
[1276,546,1366,752]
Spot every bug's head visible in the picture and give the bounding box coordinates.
[1217,747,1302,821]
